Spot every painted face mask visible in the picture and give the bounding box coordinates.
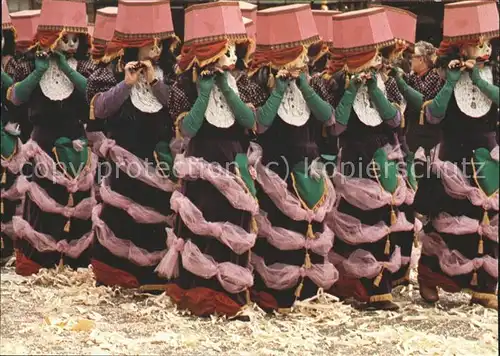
[138,41,162,61]
[56,33,80,54]
[463,39,492,61]
[217,44,237,69]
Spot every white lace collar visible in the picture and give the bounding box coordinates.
[130,66,164,113]
[353,73,386,127]
[204,73,238,128]
[278,81,311,127]
[454,66,493,118]
[39,58,77,101]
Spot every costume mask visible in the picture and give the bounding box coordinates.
[217,44,237,69]
[462,39,492,61]
[55,33,80,54]
[138,41,162,61]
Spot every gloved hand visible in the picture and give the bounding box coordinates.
[34,55,50,72]
[10,55,49,104]
[53,51,73,75]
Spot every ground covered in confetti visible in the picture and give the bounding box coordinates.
[0,261,498,356]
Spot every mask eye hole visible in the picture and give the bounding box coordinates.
[62,36,69,44]
[225,50,231,58]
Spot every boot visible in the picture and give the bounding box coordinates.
[418,280,439,303]
[470,293,498,311]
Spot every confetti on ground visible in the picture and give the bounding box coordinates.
[0,262,497,356]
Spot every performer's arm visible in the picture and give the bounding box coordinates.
[471,66,499,105]
[256,77,287,128]
[180,76,214,137]
[216,71,255,129]
[297,73,333,123]
[9,57,49,105]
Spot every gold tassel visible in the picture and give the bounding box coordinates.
[1,169,6,184]
[322,125,327,138]
[1,200,4,215]
[471,270,478,286]
[295,280,304,298]
[64,219,71,233]
[251,217,258,234]
[373,268,384,287]
[390,207,397,226]
[384,236,391,255]
[414,233,420,247]
[58,255,64,269]
[192,68,198,83]
[400,112,405,128]
[306,223,315,239]
[419,109,425,125]
[482,211,490,226]
[478,237,484,255]
[344,74,350,90]
[67,193,74,207]
[304,252,312,269]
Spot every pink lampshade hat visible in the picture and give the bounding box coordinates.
[312,9,340,47]
[256,4,319,50]
[112,0,177,48]
[369,5,416,48]
[243,17,255,39]
[239,1,257,33]
[37,0,88,34]
[331,7,394,54]
[10,10,41,49]
[91,6,120,61]
[442,0,499,42]
[2,0,13,30]
[178,1,250,73]
[184,1,247,45]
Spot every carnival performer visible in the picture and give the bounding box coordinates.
[327,8,411,311]
[8,0,97,276]
[87,0,178,290]
[156,1,260,317]
[311,9,340,169]
[9,9,41,143]
[247,4,337,312]
[374,5,422,288]
[1,0,23,265]
[84,6,120,204]
[415,0,499,310]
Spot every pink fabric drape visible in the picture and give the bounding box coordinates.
[1,137,26,174]
[174,154,259,215]
[92,204,167,266]
[19,177,95,220]
[1,175,28,202]
[256,213,334,256]
[155,228,254,294]
[85,131,107,157]
[431,144,499,211]
[247,142,336,223]
[328,209,414,245]
[94,138,178,193]
[22,140,97,193]
[13,216,94,258]
[1,221,15,239]
[251,253,338,290]
[100,178,174,226]
[432,212,498,242]
[421,232,498,278]
[170,190,256,254]
[330,247,402,279]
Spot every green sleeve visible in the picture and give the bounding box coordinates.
[367,81,398,121]
[65,70,88,95]
[11,69,45,104]
[1,71,13,88]
[471,66,499,106]
[334,86,356,126]
[426,80,455,119]
[219,81,255,129]
[395,75,423,111]
[181,77,213,137]
[256,79,287,127]
[300,82,333,123]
